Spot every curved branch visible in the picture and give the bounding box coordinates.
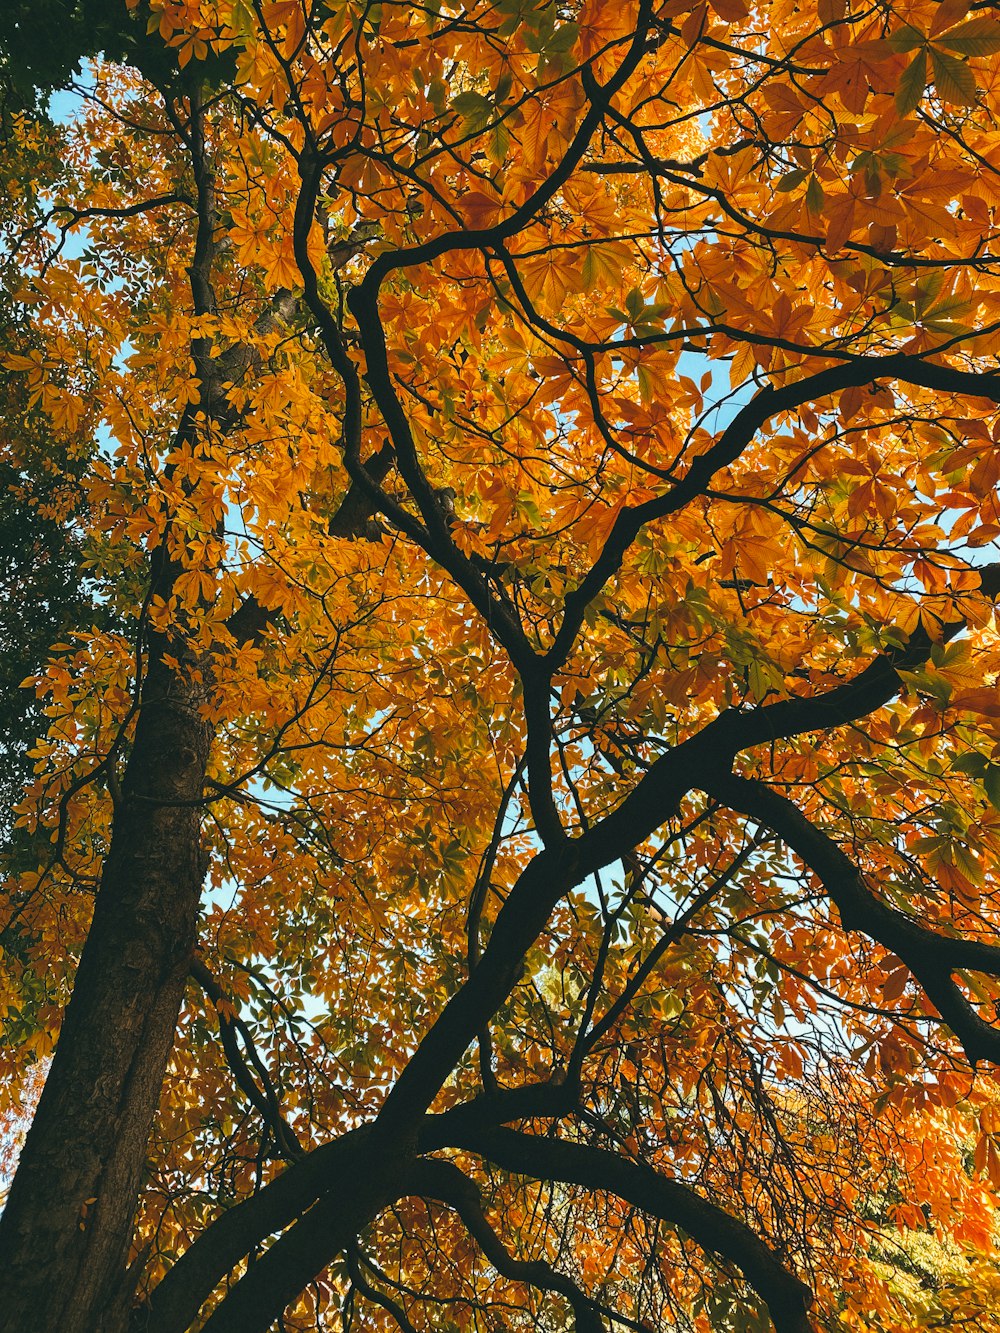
[342,277,543,676]
[346,1246,419,1333]
[572,619,951,880]
[373,629,938,1138]
[355,2,654,292]
[407,1157,605,1333]
[190,959,302,1161]
[443,1127,814,1333]
[704,773,1000,1067]
[547,359,1000,671]
[48,191,194,227]
[138,1128,372,1333]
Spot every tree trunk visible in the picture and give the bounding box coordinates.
[0,648,212,1333]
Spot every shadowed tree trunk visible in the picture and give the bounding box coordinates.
[0,645,212,1332]
[0,81,223,1333]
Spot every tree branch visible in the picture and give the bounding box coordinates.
[141,1081,578,1333]
[547,358,1000,671]
[346,1246,419,1333]
[190,959,302,1161]
[407,1158,605,1333]
[703,773,1000,1067]
[137,1129,373,1333]
[442,1128,814,1333]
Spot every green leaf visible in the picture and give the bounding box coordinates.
[953,840,985,886]
[661,992,684,1019]
[913,268,946,313]
[547,21,578,54]
[452,91,487,113]
[582,243,625,290]
[953,751,988,777]
[515,490,541,523]
[487,120,510,166]
[624,287,645,321]
[776,168,806,192]
[886,25,924,54]
[895,49,928,116]
[930,47,978,105]
[898,667,951,705]
[985,764,1000,811]
[451,90,493,134]
[937,17,1000,57]
[805,175,825,213]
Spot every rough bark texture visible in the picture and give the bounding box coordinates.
[0,650,212,1333]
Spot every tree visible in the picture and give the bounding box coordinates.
[6,0,1000,1329]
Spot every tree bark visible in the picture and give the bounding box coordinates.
[0,648,212,1333]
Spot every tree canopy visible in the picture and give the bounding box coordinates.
[6,1,1000,1330]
